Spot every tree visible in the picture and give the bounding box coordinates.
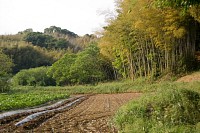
[0,50,13,76]
[23,32,56,48]
[3,45,56,73]
[12,67,56,86]
[69,44,106,84]
[155,0,200,8]
[47,44,109,85]
[47,53,77,85]
[18,28,33,34]
[23,32,72,49]
[44,26,78,38]
[0,50,14,92]
[55,38,71,49]
[100,0,200,80]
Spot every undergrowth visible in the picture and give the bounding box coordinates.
[114,88,200,133]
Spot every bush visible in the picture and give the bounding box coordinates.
[12,67,56,86]
[114,88,200,133]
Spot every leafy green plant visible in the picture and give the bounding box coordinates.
[0,86,69,112]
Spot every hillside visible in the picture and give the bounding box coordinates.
[0,26,99,73]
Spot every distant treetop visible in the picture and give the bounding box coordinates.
[44,26,78,38]
[18,28,33,34]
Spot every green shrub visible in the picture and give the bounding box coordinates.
[12,67,56,86]
[114,88,200,133]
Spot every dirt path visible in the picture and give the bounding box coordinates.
[0,93,141,133]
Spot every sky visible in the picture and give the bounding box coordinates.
[0,0,116,36]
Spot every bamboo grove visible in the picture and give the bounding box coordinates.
[100,0,200,80]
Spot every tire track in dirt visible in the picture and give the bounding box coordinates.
[1,93,141,133]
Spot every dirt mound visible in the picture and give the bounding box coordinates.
[177,72,200,82]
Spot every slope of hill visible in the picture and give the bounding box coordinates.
[0,26,99,73]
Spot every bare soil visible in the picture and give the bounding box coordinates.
[0,93,141,133]
[177,72,200,82]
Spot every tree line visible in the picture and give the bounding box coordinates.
[47,44,114,85]
[0,26,114,88]
[0,26,99,74]
[100,0,200,80]
[11,44,114,86]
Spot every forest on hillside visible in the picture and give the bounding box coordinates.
[1,0,200,90]
[0,26,98,73]
[0,26,106,89]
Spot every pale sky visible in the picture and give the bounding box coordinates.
[0,0,116,36]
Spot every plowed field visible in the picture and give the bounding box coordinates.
[0,93,141,133]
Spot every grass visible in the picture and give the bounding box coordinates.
[66,79,200,94]
[113,81,200,133]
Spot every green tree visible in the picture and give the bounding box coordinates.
[55,38,71,49]
[3,45,56,73]
[48,44,108,85]
[0,50,13,76]
[70,44,106,84]
[23,32,71,49]
[12,67,56,86]
[0,50,14,92]
[18,28,33,34]
[47,53,77,85]
[23,32,56,48]
[44,26,78,38]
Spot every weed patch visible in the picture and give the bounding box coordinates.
[114,88,200,133]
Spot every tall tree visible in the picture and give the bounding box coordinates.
[70,44,106,84]
[100,0,200,80]
[0,50,13,76]
[0,50,14,92]
[47,53,77,85]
